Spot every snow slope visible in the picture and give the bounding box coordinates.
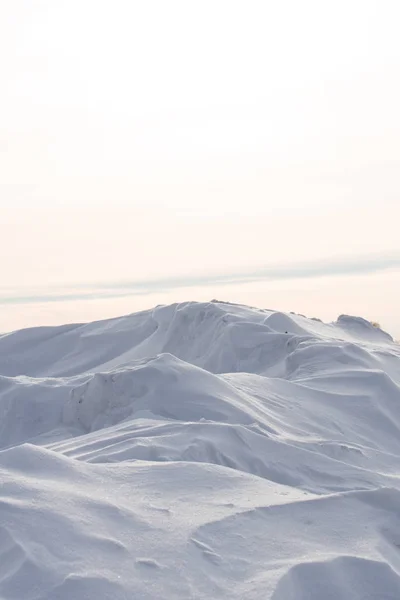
[1,300,400,599]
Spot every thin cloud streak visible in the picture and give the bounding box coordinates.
[1,253,399,306]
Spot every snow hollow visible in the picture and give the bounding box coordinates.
[1,300,400,599]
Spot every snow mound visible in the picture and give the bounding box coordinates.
[62,354,256,432]
[0,300,400,598]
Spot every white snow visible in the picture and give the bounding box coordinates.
[1,300,400,599]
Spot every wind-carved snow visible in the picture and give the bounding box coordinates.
[0,300,399,599]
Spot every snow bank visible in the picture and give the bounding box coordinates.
[0,300,399,598]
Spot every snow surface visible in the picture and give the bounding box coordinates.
[1,300,400,599]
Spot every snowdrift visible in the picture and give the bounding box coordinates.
[0,300,399,599]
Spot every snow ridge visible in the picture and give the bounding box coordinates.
[0,300,399,599]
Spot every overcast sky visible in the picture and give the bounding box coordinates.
[1,1,399,330]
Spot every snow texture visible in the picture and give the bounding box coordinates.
[0,300,400,599]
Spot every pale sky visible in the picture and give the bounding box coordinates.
[1,1,399,332]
